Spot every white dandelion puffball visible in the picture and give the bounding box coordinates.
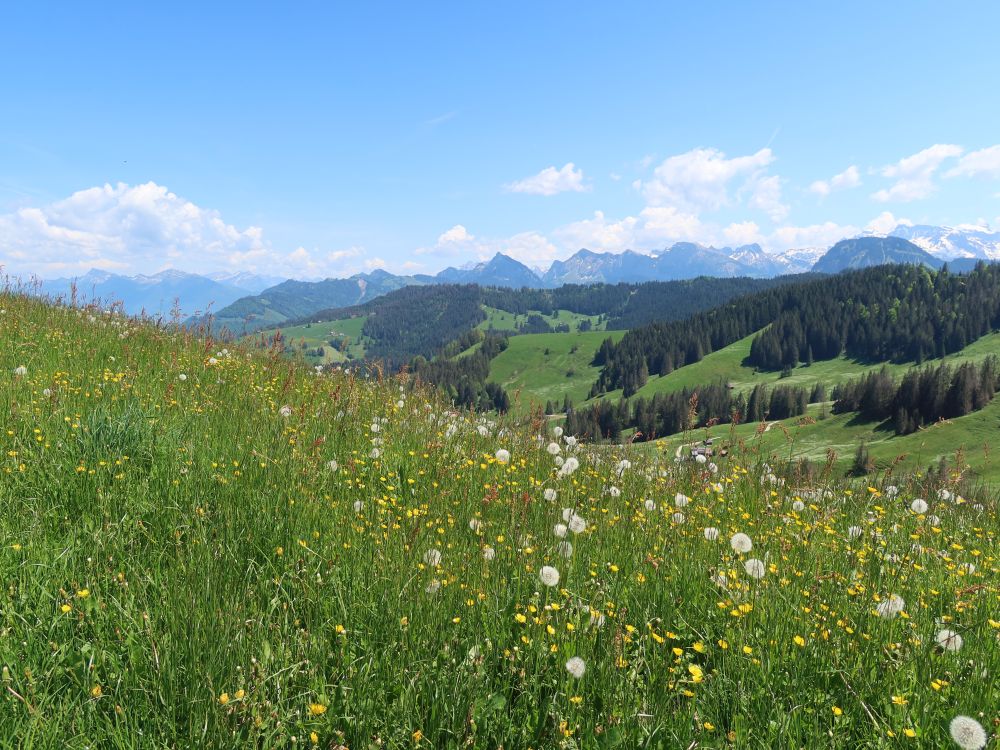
[178,373,187,382]
[278,404,292,417]
[544,488,558,502]
[370,422,380,433]
[13,365,27,376]
[875,594,905,618]
[694,453,707,464]
[553,426,564,438]
[608,486,621,498]
[495,448,511,464]
[704,527,720,541]
[644,499,656,512]
[949,716,988,750]
[558,457,579,477]
[547,442,561,455]
[423,549,442,566]
[469,518,482,532]
[847,525,862,539]
[539,565,560,587]
[565,656,586,679]
[42,388,52,397]
[671,512,686,524]
[589,611,606,628]
[911,498,928,514]
[370,447,381,459]
[553,523,568,538]
[674,493,690,508]
[928,514,941,526]
[707,462,718,474]
[561,508,574,522]
[792,500,805,512]
[352,500,364,513]
[744,558,766,579]
[730,533,753,554]
[482,547,496,561]
[935,629,964,652]
[425,579,441,594]
[564,435,577,448]
[568,514,587,534]
[938,488,953,502]
[327,459,339,472]
[553,455,565,467]
[556,541,573,558]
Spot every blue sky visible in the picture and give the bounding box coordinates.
[2,1,1000,279]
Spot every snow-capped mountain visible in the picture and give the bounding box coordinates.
[888,224,1000,260]
[207,270,286,293]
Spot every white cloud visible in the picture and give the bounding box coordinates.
[639,147,775,212]
[872,144,963,202]
[553,211,639,253]
[744,174,789,222]
[809,165,861,196]
[636,206,706,244]
[723,221,764,246]
[505,163,589,196]
[437,224,474,245]
[865,211,912,235]
[769,222,859,251]
[945,145,1000,179]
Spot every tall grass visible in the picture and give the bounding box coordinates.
[0,291,997,748]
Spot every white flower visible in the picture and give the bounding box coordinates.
[938,488,953,502]
[556,541,573,558]
[928,514,941,526]
[568,514,587,534]
[208,357,219,366]
[694,453,707,464]
[671,512,685,524]
[482,547,496,561]
[539,565,560,587]
[547,442,561,455]
[553,523,568,538]
[425,579,441,594]
[792,500,805,512]
[543,488,558,502]
[616,459,631,474]
[423,549,442,566]
[42,388,52,397]
[370,447,381,459]
[744,558,766,579]
[558,457,579,477]
[495,448,511,464]
[730,533,753,554]
[552,426,563,438]
[278,404,292,417]
[589,611,605,628]
[327,459,339,472]
[949,716,988,750]
[370,422,380,433]
[644,499,656,512]
[178,373,187,382]
[565,656,586,679]
[13,365,27,376]
[674,493,690,508]
[469,518,482,532]
[561,508,574,521]
[935,629,964,652]
[875,594,905,618]
[847,525,862,539]
[607,486,621,498]
[704,527,720,541]
[553,455,565,467]
[910,498,928,514]
[352,500,364,513]
[564,436,577,448]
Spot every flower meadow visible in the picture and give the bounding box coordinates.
[1,291,998,749]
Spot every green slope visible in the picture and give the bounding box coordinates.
[476,306,606,333]
[250,316,368,365]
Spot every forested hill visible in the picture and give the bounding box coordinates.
[290,274,816,369]
[593,263,1000,397]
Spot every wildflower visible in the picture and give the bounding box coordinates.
[309,702,328,716]
[793,635,806,647]
[910,498,928,514]
[468,518,482,532]
[547,442,561,455]
[13,365,27,376]
[832,706,843,717]
[544,488,558,502]
[935,629,963,652]
[792,500,805,512]
[949,716,987,749]
[558,457,579,477]
[423,549,442,566]
[76,588,90,599]
[425,579,441,594]
[556,541,573,558]
[495,449,511,464]
[91,684,103,698]
[674,493,690,507]
[553,523,568,538]
[178,373,187,381]
[876,594,906,619]
[278,405,292,417]
[730,533,753,554]
[327,459,338,472]
[671,512,685,524]
[848,525,862,539]
[644,499,656,512]
[568,514,587,534]
[687,664,704,682]
[892,695,908,706]
[565,656,586,678]
[353,500,364,513]
[219,692,230,705]
[482,547,496,561]
[744,558,766,579]
[539,565,560,587]
[704,527,720,541]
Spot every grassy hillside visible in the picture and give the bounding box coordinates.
[486,330,626,413]
[476,306,606,333]
[262,316,368,365]
[1,292,998,747]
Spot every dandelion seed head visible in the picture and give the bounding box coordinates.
[539,565,560,587]
[565,656,586,679]
[730,533,753,554]
[949,716,987,750]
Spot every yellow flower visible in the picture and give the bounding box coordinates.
[76,588,90,599]
[832,706,843,716]
[309,702,328,716]
[90,684,103,698]
[514,613,527,623]
[688,664,704,683]
[234,689,245,700]
[692,641,706,653]
[904,728,916,738]
[703,722,715,731]
[60,603,72,614]
[335,623,347,635]
[219,692,229,705]
[793,635,806,647]
[569,695,583,705]
[310,731,319,745]
[891,695,908,706]
[412,729,424,742]
[742,645,753,655]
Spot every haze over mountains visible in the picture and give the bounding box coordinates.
[22,224,1000,328]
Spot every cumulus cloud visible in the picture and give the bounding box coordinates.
[553,211,639,253]
[769,222,859,251]
[638,147,775,212]
[723,221,764,246]
[416,224,561,267]
[505,163,589,195]
[945,144,1000,179]
[865,211,912,235]
[0,181,372,279]
[744,174,789,221]
[809,165,861,196]
[872,144,963,202]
